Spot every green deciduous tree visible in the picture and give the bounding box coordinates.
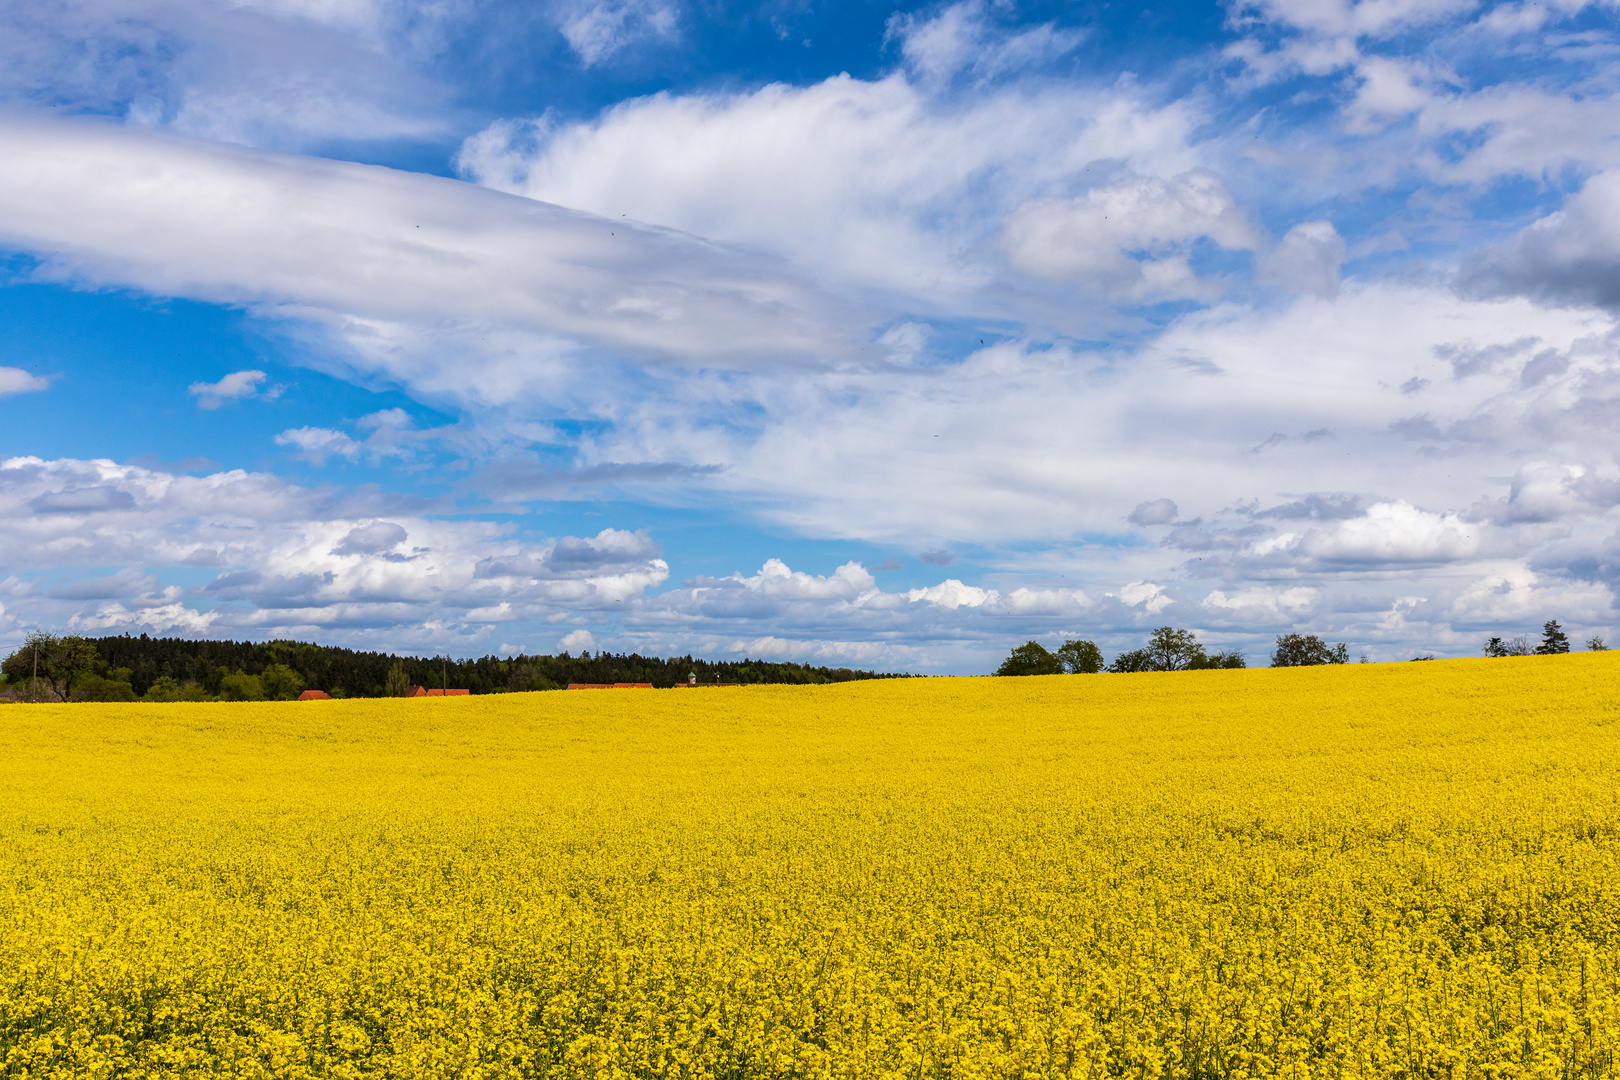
[995,641,1063,676]
[0,632,98,701]
[73,672,137,702]
[1191,649,1248,670]
[1143,627,1206,671]
[1108,629,1242,672]
[260,663,306,701]
[1054,640,1104,674]
[384,660,413,697]
[218,672,266,702]
[142,676,210,703]
[1108,648,1154,673]
[1271,634,1350,667]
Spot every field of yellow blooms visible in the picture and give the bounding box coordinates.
[3,655,1620,1078]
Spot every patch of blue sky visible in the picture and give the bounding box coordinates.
[0,280,455,482]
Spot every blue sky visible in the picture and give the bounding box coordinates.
[3,0,1620,670]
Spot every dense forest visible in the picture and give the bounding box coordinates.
[1,634,904,700]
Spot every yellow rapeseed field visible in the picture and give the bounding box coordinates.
[3,655,1620,1078]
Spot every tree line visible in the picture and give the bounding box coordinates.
[999,619,1608,675]
[996,627,1262,675]
[1482,620,1602,657]
[0,633,903,702]
[997,629,1351,674]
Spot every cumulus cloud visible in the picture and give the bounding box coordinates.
[1298,501,1482,564]
[275,426,361,464]
[1203,585,1320,616]
[1257,220,1346,299]
[999,171,1258,299]
[1464,171,1620,310]
[190,370,271,409]
[1115,581,1171,614]
[0,366,49,396]
[455,70,1203,306]
[557,628,597,653]
[331,521,408,556]
[0,455,672,648]
[1447,563,1612,627]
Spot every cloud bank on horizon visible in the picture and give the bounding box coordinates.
[2,0,1620,670]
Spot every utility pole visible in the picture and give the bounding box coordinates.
[31,641,38,704]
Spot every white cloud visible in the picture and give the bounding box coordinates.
[1448,563,1612,625]
[331,521,408,555]
[275,426,361,463]
[0,112,856,384]
[1257,220,1346,299]
[726,635,916,664]
[0,366,49,396]
[887,1,1084,86]
[907,579,991,608]
[999,171,1259,300]
[558,0,677,65]
[497,280,1608,556]
[1116,580,1172,613]
[0,0,456,152]
[0,455,672,648]
[1129,499,1179,526]
[70,600,220,635]
[557,628,596,653]
[188,369,270,409]
[1465,170,1620,309]
[456,71,1202,303]
[1204,586,1320,615]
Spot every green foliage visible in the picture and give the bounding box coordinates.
[142,676,210,703]
[260,664,306,701]
[72,674,138,702]
[1189,649,1248,670]
[0,632,99,701]
[1107,628,1245,672]
[1537,620,1571,655]
[384,661,412,698]
[1143,627,1206,671]
[1588,636,1608,652]
[218,672,266,702]
[4,634,903,700]
[1054,640,1104,674]
[995,641,1063,676]
[1271,634,1350,667]
[1108,648,1154,673]
[507,665,562,692]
